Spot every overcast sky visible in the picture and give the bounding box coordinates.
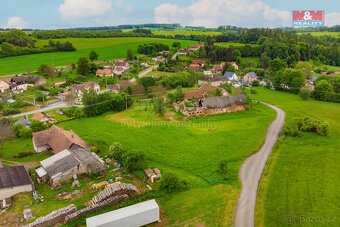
[1,0,339,29]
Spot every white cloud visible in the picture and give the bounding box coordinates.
[6,17,30,29]
[154,0,291,28]
[59,0,112,20]
[326,12,340,26]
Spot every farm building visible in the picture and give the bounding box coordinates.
[184,83,230,100]
[32,125,89,153]
[0,79,10,93]
[35,147,105,185]
[86,199,160,227]
[96,69,114,77]
[198,76,228,86]
[26,76,46,86]
[178,94,246,117]
[15,117,31,127]
[0,165,34,200]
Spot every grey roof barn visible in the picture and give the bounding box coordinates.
[196,95,246,108]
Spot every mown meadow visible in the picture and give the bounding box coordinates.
[245,88,340,227]
[0,37,197,76]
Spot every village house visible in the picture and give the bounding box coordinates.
[140,63,149,68]
[243,72,258,83]
[32,125,89,153]
[223,72,238,81]
[198,76,227,86]
[31,112,56,124]
[189,64,200,72]
[15,117,31,127]
[188,43,204,51]
[115,59,129,70]
[178,49,189,55]
[0,165,34,200]
[96,69,114,77]
[212,65,223,74]
[178,95,246,117]
[9,76,30,94]
[0,79,10,93]
[192,60,206,67]
[26,75,46,86]
[152,56,165,62]
[107,84,120,94]
[113,66,125,75]
[228,62,239,70]
[72,82,100,96]
[35,147,105,186]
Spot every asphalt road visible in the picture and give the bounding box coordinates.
[130,65,159,82]
[235,102,285,227]
[4,102,71,118]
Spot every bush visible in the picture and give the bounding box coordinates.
[3,109,20,116]
[265,81,271,89]
[159,172,182,193]
[30,120,48,132]
[73,108,84,118]
[296,117,330,136]
[109,142,125,163]
[217,160,232,180]
[251,80,260,87]
[122,150,146,172]
[299,88,310,100]
[282,125,300,137]
[250,89,257,94]
[19,127,33,138]
[9,100,32,109]
[13,123,24,137]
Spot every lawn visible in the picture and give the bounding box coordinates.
[245,88,340,227]
[48,101,276,226]
[0,38,197,76]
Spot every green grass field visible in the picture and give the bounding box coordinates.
[215,43,259,48]
[0,38,197,76]
[49,102,275,226]
[153,30,222,36]
[297,32,340,37]
[245,88,340,227]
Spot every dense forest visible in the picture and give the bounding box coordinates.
[0,30,76,58]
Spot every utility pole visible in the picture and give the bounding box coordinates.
[33,95,35,106]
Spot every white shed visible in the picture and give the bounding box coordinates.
[86,199,160,227]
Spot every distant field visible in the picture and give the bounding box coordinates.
[297,31,340,37]
[215,42,259,48]
[153,30,222,36]
[246,88,340,227]
[0,38,197,76]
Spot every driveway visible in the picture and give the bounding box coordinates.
[235,102,285,227]
[130,65,159,82]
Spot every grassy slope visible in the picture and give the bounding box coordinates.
[0,38,197,76]
[245,88,340,227]
[51,102,276,226]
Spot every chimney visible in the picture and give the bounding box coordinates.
[60,126,64,131]
[71,134,74,139]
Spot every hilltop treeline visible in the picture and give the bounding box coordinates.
[0,30,76,58]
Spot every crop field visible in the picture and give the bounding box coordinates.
[215,42,259,48]
[0,37,197,76]
[245,88,340,227]
[43,102,276,226]
[153,30,222,36]
[297,31,340,37]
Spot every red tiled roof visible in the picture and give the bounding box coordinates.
[32,125,88,154]
[96,69,112,75]
[31,112,45,121]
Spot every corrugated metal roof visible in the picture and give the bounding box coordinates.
[0,166,32,189]
[86,199,159,226]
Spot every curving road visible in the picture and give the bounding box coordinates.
[235,102,285,227]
